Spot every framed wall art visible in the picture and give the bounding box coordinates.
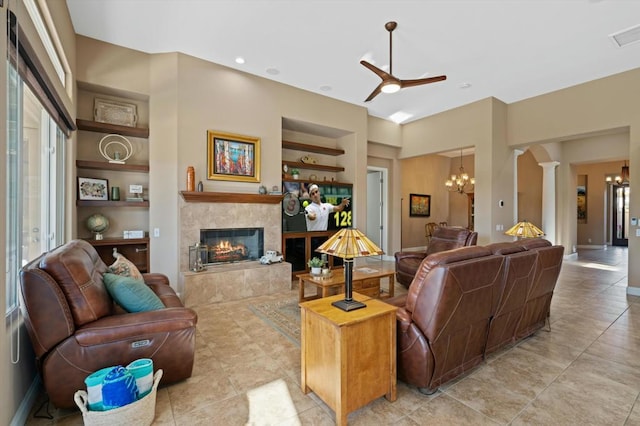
[207,130,260,182]
[409,193,431,217]
[78,177,109,201]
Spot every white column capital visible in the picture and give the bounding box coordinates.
[538,161,560,170]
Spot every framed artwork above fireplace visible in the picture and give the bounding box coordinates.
[207,130,261,182]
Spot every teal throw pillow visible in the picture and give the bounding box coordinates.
[103,273,165,313]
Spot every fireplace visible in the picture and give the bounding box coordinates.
[200,227,264,265]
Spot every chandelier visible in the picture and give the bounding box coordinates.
[445,149,475,194]
[605,161,629,184]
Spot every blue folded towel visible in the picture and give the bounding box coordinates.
[101,366,138,410]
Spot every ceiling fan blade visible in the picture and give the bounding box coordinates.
[360,60,392,80]
[400,75,447,88]
[364,82,384,102]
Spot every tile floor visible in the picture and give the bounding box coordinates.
[26,247,640,425]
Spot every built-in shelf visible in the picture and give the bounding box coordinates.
[76,119,150,138]
[180,191,284,204]
[76,160,149,173]
[87,237,149,247]
[76,200,149,207]
[282,177,351,186]
[282,140,344,156]
[282,160,344,173]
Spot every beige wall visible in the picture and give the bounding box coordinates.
[368,142,402,256]
[507,69,640,285]
[76,39,369,284]
[448,153,475,229]
[7,1,640,420]
[400,155,451,248]
[400,98,514,245]
[517,150,543,228]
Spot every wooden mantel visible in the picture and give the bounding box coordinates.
[180,191,284,204]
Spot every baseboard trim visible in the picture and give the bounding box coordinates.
[575,244,608,250]
[10,375,42,426]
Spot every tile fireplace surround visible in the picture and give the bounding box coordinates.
[179,197,291,306]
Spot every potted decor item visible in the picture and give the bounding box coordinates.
[308,257,323,275]
[290,168,300,180]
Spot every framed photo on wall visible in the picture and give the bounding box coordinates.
[78,177,109,201]
[409,193,431,217]
[207,130,260,182]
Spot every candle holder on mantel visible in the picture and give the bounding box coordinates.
[189,242,208,272]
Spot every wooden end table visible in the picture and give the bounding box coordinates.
[300,292,397,425]
[297,267,395,303]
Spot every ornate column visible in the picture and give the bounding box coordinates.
[539,161,560,244]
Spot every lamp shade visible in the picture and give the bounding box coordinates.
[504,220,545,238]
[315,228,383,312]
[316,228,384,259]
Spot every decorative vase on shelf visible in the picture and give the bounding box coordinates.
[186,166,195,192]
[292,174,299,180]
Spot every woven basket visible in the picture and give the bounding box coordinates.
[74,369,163,426]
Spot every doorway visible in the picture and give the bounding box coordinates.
[612,184,630,247]
[366,167,389,259]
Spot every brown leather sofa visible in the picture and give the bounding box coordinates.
[394,226,478,287]
[386,239,563,394]
[19,239,198,408]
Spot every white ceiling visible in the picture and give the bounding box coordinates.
[66,0,640,127]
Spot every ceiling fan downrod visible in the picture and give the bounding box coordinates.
[386,21,397,75]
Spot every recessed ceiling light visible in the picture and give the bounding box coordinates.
[266,68,280,75]
[459,82,472,89]
[235,57,245,64]
[389,111,413,124]
[320,85,332,92]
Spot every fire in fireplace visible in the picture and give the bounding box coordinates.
[200,227,264,265]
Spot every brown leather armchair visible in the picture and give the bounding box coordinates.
[395,226,478,287]
[19,239,198,408]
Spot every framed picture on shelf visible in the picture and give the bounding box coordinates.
[78,177,109,201]
[409,193,431,217]
[207,130,260,182]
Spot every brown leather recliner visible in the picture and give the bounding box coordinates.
[387,246,505,394]
[513,239,564,340]
[19,239,198,408]
[387,239,564,394]
[395,226,478,287]
[483,239,564,354]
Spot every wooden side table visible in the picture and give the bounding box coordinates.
[300,292,397,425]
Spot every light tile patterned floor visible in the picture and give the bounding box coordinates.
[26,248,640,425]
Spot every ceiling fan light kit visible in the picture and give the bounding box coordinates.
[361,21,446,102]
[381,81,401,93]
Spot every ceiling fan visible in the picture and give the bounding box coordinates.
[361,21,447,102]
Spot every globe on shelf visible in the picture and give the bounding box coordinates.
[86,213,110,240]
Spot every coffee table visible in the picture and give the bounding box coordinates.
[297,266,395,303]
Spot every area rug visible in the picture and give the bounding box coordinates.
[249,298,301,346]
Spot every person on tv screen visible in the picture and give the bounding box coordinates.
[304,184,350,231]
